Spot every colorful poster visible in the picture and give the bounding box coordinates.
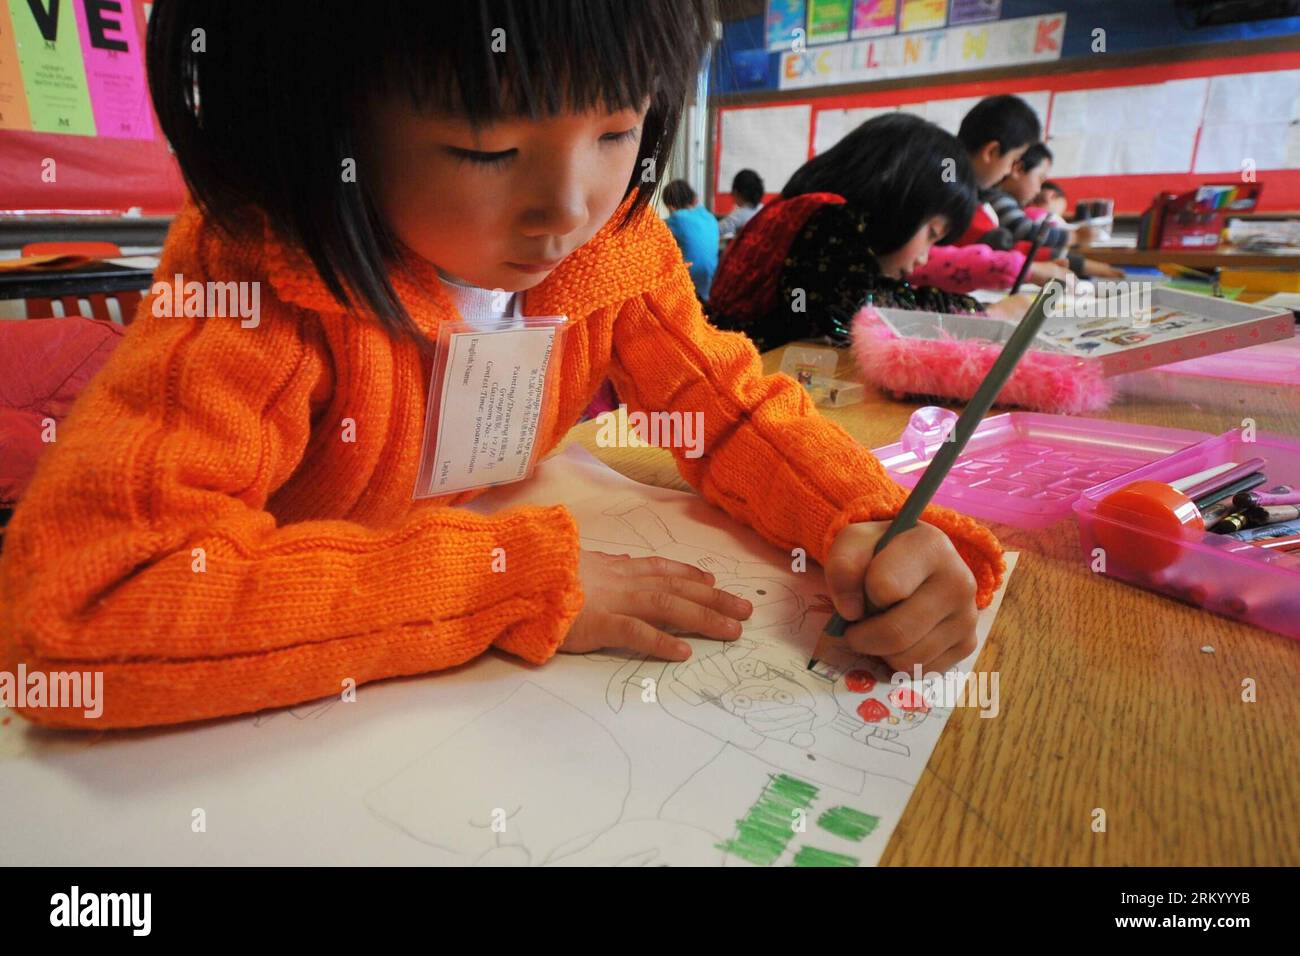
[766,0,807,51]
[0,1,33,130]
[899,0,946,33]
[74,0,152,139]
[808,0,852,44]
[851,0,897,38]
[948,0,1001,25]
[779,13,1065,90]
[8,0,96,135]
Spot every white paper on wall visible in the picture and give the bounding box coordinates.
[1195,121,1297,173]
[920,91,1049,136]
[719,104,813,195]
[813,106,898,154]
[1203,70,1300,125]
[1047,78,1207,176]
[811,91,1047,156]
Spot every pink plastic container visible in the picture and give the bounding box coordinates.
[874,408,1300,639]
[1073,430,1300,640]
[873,409,1211,529]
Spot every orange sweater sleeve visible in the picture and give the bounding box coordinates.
[0,306,582,730]
[607,263,1005,609]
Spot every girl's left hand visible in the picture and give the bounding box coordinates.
[983,293,1036,321]
[823,521,979,673]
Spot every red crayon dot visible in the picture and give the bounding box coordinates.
[857,698,890,723]
[844,670,877,693]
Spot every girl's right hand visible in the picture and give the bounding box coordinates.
[560,550,754,660]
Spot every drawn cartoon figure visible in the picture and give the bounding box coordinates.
[577,494,950,794]
[1078,315,1123,331]
[665,639,837,750]
[823,663,941,758]
[585,498,742,576]
[1079,327,1121,339]
[1107,331,1150,346]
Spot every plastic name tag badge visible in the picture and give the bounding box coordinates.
[414,316,568,498]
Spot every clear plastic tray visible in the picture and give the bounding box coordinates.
[873,408,1211,529]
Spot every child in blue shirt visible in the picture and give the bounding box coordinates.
[663,180,719,299]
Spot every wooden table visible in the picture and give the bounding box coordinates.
[557,344,1300,865]
[1082,244,1300,271]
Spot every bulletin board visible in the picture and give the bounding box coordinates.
[0,0,184,215]
[713,49,1300,216]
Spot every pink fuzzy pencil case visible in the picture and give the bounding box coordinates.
[851,306,1114,415]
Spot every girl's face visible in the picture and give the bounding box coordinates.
[364,98,649,291]
[880,215,949,278]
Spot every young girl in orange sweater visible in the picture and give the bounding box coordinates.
[0,0,1003,728]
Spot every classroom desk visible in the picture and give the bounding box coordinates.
[1081,244,1300,271]
[556,345,1300,866]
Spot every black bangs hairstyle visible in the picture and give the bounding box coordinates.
[731,169,764,206]
[146,0,717,347]
[663,180,697,209]
[780,113,978,253]
[956,94,1041,156]
[1019,142,1053,173]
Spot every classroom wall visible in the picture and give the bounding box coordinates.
[715,50,1300,214]
[711,2,1300,214]
[716,0,1300,94]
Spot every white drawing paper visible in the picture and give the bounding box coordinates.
[0,445,1017,866]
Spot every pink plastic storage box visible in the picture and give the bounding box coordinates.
[872,408,1212,529]
[874,409,1300,640]
[1074,429,1300,640]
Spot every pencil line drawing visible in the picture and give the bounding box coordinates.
[579,496,952,794]
[251,697,339,727]
[363,681,632,866]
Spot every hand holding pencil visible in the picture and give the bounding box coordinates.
[810,280,1063,672]
[820,520,980,675]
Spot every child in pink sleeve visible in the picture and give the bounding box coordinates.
[906,243,1026,294]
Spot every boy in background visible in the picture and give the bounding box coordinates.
[717,168,765,239]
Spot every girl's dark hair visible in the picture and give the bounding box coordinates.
[663,180,697,209]
[147,0,716,346]
[1019,142,1053,173]
[956,94,1042,156]
[781,112,977,252]
[731,169,764,206]
[1041,180,1065,195]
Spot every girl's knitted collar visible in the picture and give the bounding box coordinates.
[258,194,678,332]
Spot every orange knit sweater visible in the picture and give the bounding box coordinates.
[0,200,1004,729]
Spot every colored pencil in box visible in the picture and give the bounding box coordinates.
[1180,457,1266,501]
[1192,473,1267,512]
